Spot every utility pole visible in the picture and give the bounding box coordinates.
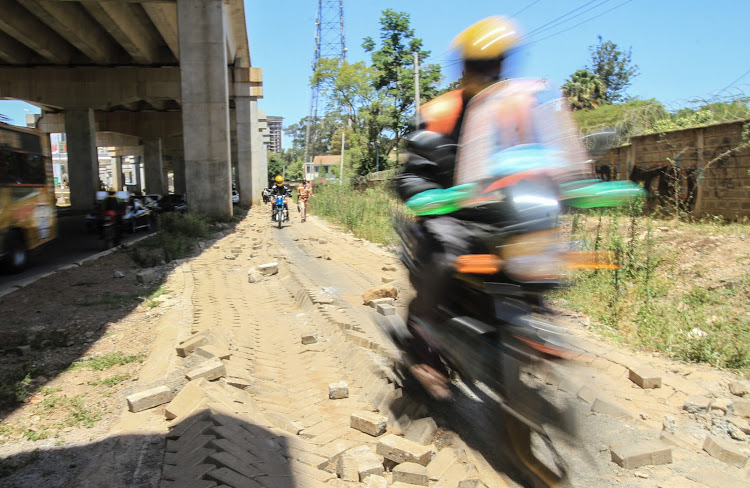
[414,52,420,128]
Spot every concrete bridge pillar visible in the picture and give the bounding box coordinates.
[64,108,98,211]
[177,0,232,217]
[112,156,123,191]
[249,97,266,204]
[135,156,144,194]
[144,139,165,195]
[173,156,186,194]
[235,97,254,206]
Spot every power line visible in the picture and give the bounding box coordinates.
[721,69,750,92]
[524,0,605,37]
[511,0,543,18]
[525,0,633,46]
[524,0,615,41]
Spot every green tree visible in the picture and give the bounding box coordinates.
[588,37,639,103]
[562,69,607,110]
[362,9,442,146]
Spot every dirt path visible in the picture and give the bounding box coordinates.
[0,209,748,487]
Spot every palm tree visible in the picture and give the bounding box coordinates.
[563,69,607,110]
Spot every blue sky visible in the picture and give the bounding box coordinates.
[2,0,749,133]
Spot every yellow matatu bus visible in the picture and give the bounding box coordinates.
[0,122,57,272]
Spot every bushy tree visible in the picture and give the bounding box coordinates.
[563,69,606,110]
[588,37,639,103]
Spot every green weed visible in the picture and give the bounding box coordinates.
[68,352,145,372]
[87,373,132,387]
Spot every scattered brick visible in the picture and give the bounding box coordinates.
[127,385,175,413]
[730,399,750,418]
[610,440,672,469]
[328,381,349,399]
[247,268,262,283]
[362,475,388,488]
[336,453,359,482]
[628,364,662,389]
[427,447,466,481]
[683,395,712,414]
[347,446,384,481]
[404,417,438,445]
[376,434,433,466]
[194,345,231,360]
[165,379,210,420]
[258,262,279,276]
[393,462,429,486]
[176,334,209,357]
[186,360,226,381]
[301,331,318,344]
[710,398,732,414]
[702,434,748,467]
[369,297,395,308]
[376,303,396,316]
[729,381,749,397]
[350,411,388,437]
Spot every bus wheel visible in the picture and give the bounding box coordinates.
[3,231,27,273]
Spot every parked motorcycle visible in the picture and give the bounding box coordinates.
[272,195,288,228]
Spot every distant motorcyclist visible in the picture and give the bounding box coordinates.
[270,174,291,221]
[394,16,523,399]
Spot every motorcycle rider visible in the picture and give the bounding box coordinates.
[394,16,522,399]
[269,174,292,221]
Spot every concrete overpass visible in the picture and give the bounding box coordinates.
[0,0,268,216]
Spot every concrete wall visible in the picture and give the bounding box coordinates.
[595,120,750,220]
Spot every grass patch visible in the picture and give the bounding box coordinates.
[309,183,403,244]
[554,206,750,371]
[0,373,32,411]
[87,373,132,387]
[144,284,168,308]
[68,352,145,372]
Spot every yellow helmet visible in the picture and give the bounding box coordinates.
[451,16,521,61]
[274,175,284,186]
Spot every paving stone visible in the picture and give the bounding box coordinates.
[177,334,210,357]
[376,303,396,316]
[165,447,214,469]
[702,434,748,467]
[432,462,471,487]
[287,446,329,470]
[659,431,700,450]
[369,298,395,308]
[301,331,318,344]
[591,397,636,420]
[336,453,359,482]
[127,385,175,413]
[576,386,597,404]
[376,434,433,466]
[458,481,489,488]
[346,445,384,481]
[350,411,388,437]
[404,417,438,445]
[610,440,672,469]
[186,360,227,381]
[393,462,429,485]
[162,463,214,482]
[729,381,749,397]
[628,364,662,389]
[205,466,262,487]
[258,262,279,276]
[195,345,232,360]
[328,381,349,399]
[362,475,388,488]
[683,395,712,414]
[166,379,210,420]
[731,399,750,418]
[686,466,749,488]
[265,412,303,435]
[207,451,263,479]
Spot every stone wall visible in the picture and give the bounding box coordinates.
[595,120,750,219]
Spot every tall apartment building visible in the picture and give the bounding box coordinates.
[267,116,283,153]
